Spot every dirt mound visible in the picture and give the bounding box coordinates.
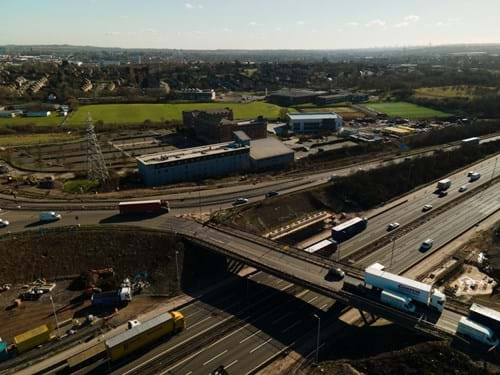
[0,227,179,293]
[314,341,496,375]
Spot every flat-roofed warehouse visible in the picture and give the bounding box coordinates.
[287,112,343,133]
[250,137,295,170]
[137,141,251,186]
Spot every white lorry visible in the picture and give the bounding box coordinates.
[437,178,451,191]
[39,212,62,222]
[456,317,499,347]
[364,263,446,312]
[380,290,416,313]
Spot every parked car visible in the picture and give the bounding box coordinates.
[387,222,400,231]
[459,185,468,192]
[325,267,345,282]
[422,204,433,212]
[233,198,249,206]
[420,239,434,251]
[265,191,279,198]
[0,219,9,228]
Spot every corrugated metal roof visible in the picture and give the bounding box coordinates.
[106,314,172,349]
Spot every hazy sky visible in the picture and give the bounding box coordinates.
[1,0,500,49]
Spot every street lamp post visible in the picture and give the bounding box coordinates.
[49,295,61,337]
[390,238,396,271]
[175,250,181,290]
[313,314,321,365]
[491,157,498,183]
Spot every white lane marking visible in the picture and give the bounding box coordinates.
[225,359,238,369]
[185,372,192,375]
[249,338,273,354]
[239,329,262,344]
[271,312,293,325]
[280,283,294,291]
[320,303,329,310]
[282,320,302,333]
[308,296,318,303]
[186,316,212,330]
[202,349,228,366]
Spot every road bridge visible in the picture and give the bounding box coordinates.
[155,217,465,341]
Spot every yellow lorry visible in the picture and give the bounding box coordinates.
[14,324,55,354]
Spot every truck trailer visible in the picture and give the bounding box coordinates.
[105,311,185,362]
[456,317,499,347]
[468,303,500,334]
[380,290,416,313]
[364,263,446,312]
[118,200,170,215]
[14,325,54,354]
[437,178,451,191]
[331,217,368,243]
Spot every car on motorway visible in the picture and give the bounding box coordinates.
[233,197,249,206]
[0,219,10,228]
[438,190,448,197]
[422,204,433,212]
[324,267,345,282]
[459,185,468,192]
[39,212,62,222]
[420,239,434,251]
[265,191,279,198]
[387,222,400,231]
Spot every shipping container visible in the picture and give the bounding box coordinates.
[118,200,170,215]
[106,311,185,362]
[331,217,368,243]
[469,303,500,334]
[14,325,53,354]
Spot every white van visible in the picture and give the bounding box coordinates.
[39,212,62,222]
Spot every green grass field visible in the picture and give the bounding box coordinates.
[67,102,286,126]
[0,113,64,127]
[363,102,450,119]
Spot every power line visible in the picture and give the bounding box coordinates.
[86,113,109,183]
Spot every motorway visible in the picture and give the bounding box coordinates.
[3,149,499,374]
[321,154,500,258]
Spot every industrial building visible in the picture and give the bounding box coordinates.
[183,108,267,144]
[176,88,216,101]
[286,112,343,134]
[267,88,327,106]
[315,92,369,106]
[250,137,295,170]
[138,131,295,186]
[137,141,251,186]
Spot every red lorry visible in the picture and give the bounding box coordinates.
[118,200,170,215]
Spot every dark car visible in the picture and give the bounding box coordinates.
[324,267,345,282]
[265,191,279,198]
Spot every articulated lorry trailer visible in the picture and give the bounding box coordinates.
[468,303,500,334]
[331,217,368,243]
[118,200,170,215]
[364,263,446,312]
[456,317,499,347]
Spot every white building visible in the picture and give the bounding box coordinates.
[286,112,343,134]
